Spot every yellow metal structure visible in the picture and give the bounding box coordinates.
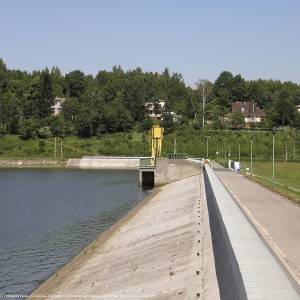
[151,124,164,164]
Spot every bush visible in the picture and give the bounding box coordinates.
[18,118,38,140]
[0,124,7,136]
[38,126,52,138]
[38,140,46,152]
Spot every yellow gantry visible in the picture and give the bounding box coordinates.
[151,124,164,164]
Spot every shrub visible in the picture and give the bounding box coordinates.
[18,118,38,140]
[38,126,52,138]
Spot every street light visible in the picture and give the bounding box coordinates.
[250,134,254,176]
[204,136,210,158]
[272,128,276,190]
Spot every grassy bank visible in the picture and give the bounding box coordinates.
[241,162,300,203]
[215,158,300,203]
[1,129,299,202]
[1,127,300,161]
[0,133,150,159]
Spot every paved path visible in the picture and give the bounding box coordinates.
[216,170,300,287]
[31,174,220,300]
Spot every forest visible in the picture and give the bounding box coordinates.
[0,57,300,140]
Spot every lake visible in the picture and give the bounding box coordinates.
[0,169,148,299]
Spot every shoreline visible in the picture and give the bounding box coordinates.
[29,187,161,299]
[0,158,142,170]
[0,159,67,168]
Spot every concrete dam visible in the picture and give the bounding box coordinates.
[31,158,300,299]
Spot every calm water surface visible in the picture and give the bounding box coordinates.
[0,169,148,299]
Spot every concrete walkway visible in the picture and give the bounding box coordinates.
[31,174,220,300]
[215,170,300,287]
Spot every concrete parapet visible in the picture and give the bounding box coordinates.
[67,156,151,170]
[205,165,300,300]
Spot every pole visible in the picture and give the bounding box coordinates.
[202,86,205,127]
[272,130,275,190]
[285,136,288,162]
[294,139,296,161]
[228,145,231,157]
[173,131,177,155]
[238,143,241,162]
[206,137,208,158]
[250,137,253,176]
[54,137,57,158]
[60,138,63,158]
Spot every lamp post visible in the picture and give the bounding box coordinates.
[204,136,210,158]
[173,131,177,155]
[272,128,276,190]
[250,134,253,176]
[285,135,288,162]
[294,139,296,161]
[54,137,57,158]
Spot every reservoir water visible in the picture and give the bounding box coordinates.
[0,169,148,299]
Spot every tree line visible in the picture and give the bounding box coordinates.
[0,58,299,140]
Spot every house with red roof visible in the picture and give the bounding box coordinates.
[231,101,266,125]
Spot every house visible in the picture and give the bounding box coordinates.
[144,100,166,120]
[51,97,66,116]
[231,101,266,124]
[144,100,181,122]
[296,104,300,113]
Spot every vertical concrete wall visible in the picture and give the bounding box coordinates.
[205,165,300,300]
[204,170,248,300]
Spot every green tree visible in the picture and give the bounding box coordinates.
[231,112,245,128]
[161,112,175,134]
[39,69,54,118]
[49,115,65,137]
[65,70,86,97]
[18,118,38,139]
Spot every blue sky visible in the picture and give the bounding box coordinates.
[0,0,299,86]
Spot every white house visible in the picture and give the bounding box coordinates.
[296,104,300,113]
[144,100,181,122]
[51,97,66,116]
[144,100,166,120]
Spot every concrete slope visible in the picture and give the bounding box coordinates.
[31,174,220,300]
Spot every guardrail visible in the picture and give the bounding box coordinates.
[139,157,154,167]
[166,153,188,159]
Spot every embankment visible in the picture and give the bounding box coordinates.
[30,161,220,299]
[0,159,66,168]
[67,156,146,169]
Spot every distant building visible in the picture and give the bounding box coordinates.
[231,101,266,124]
[145,100,166,120]
[296,104,300,113]
[51,97,66,116]
[144,100,181,122]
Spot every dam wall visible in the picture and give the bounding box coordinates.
[29,160,299,299]
[67,156,151,169]
[0,159,66,168]
[31,169,221,299]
